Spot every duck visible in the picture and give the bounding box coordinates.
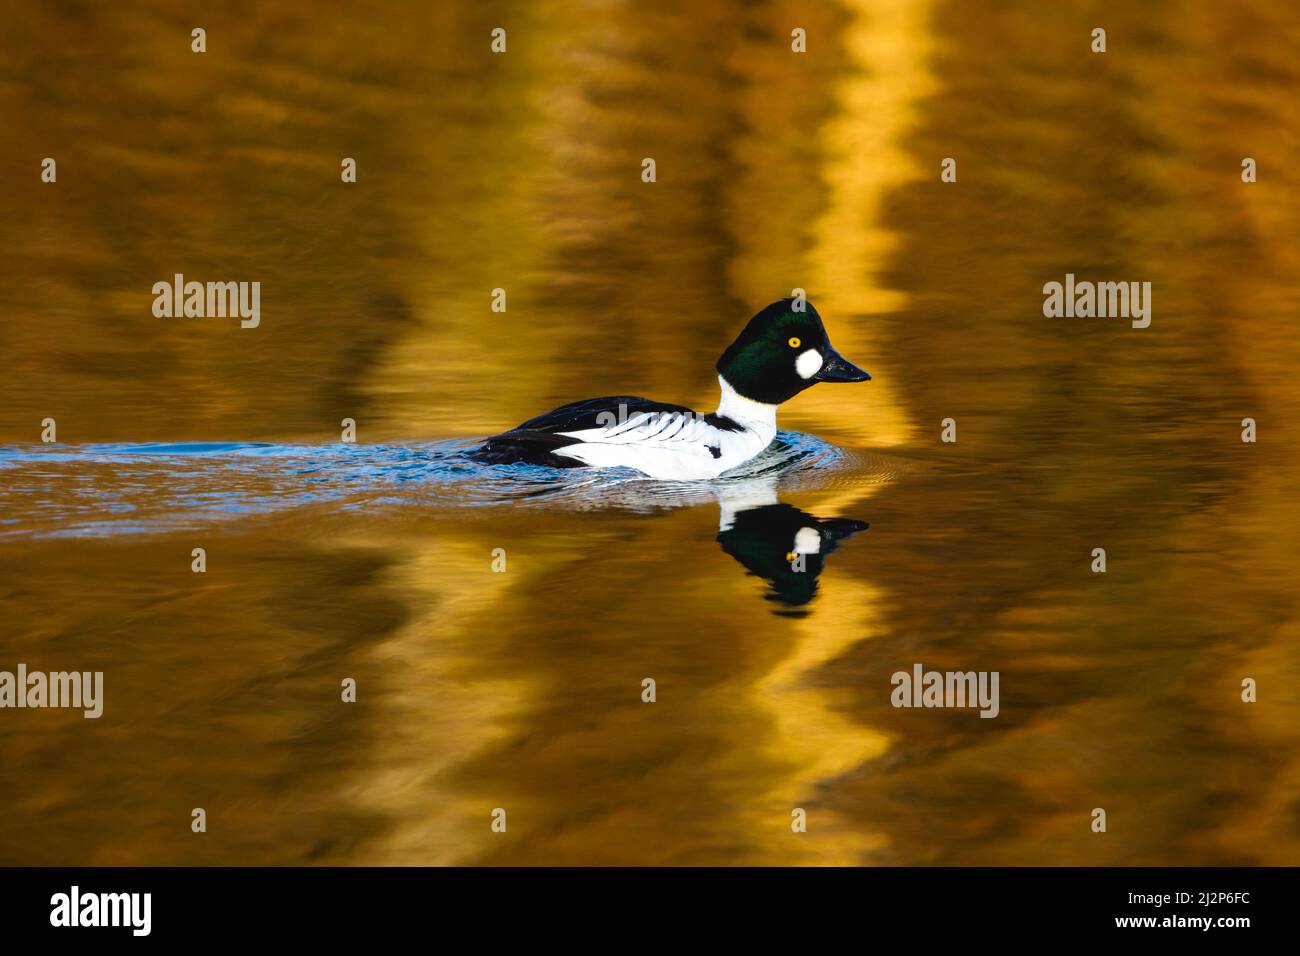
[714,477,870,607]
[471,298,870,480]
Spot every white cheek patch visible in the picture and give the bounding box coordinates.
[793,527,822,554]
[795,349,823,379]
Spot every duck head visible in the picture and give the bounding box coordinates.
[716,298,870,405]
[716,502,870,608]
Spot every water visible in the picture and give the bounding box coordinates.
[3,0,1300,866]
[0,431,872,537]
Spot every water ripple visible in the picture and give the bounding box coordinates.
[0,433,895,539]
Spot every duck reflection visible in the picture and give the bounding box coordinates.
[714,480,868,609]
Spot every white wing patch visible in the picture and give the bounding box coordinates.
[551,409,762,480]
[560,410,714,446]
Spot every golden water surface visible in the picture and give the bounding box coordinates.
[2,1,1299,865]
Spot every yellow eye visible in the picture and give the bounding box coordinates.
[785,551,798,562]
[788,337,801,348]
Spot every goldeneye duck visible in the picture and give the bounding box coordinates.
[718,502,868,608]
[714,478,869,608]
[472,298,870,480]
